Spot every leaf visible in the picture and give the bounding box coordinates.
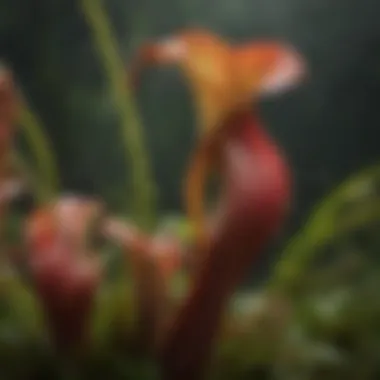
[270,163,380,290]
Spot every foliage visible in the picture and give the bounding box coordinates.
[18,99,59,202]
[0,2,378,379]
[271,163,380,292]
[80,0,157,228]
[0,163,377,379]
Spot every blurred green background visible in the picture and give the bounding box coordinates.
[0,1,380,379]
[3,0,379,283]
[2,0,378,217]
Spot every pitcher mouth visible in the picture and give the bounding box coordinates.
[154,38,188,61]
[260,46,307,96]
[129,39,188,88]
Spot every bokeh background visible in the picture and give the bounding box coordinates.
[0,1,380,379]
[2,0,379,222]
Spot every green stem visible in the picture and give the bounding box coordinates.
[270,163,380,290]
[80,0,157,229]
[270,203,380,290]
[11,150,45,204]
[19,101,59,201]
